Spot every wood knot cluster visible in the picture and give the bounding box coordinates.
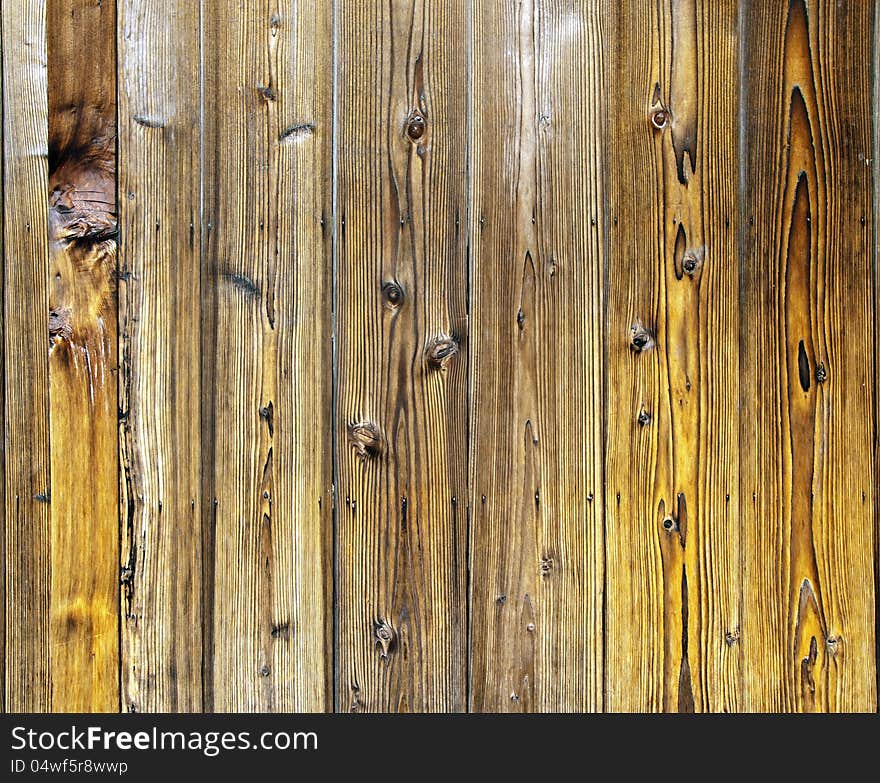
[425,334,459,370]
[347,420,384,460]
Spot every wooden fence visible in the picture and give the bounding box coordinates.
[1,0,877,713]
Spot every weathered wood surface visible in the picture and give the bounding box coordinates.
[470,0,605,712]
[335,0,468,712]
[603,0,741,712]
[1,0,877,713]
[740,0,876,712]
[118,0,203,712]
[201,1,333,711]
[3,0,52,712]
[45,0,119,714]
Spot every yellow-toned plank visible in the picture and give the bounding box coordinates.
[603,0,741,711]
[740,0,876,712]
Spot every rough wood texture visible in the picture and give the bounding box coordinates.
[335,0,468,712]
[45,0,118,714]
[201,1,333,711]
[469,0,605,712]
[603,0,741,713]
[1,0,878,715]
[740,0,876,712]
[118,0,202,712]
[3,0,52,712]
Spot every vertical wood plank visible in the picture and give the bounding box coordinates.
[45,0,118,714]
[741,0,876,712]
[603,0,741,711]
[2,0,51,712]
[118,0,202,712]
[0,13,5,715]
[335,0,468,712]
[469,0,605,712]
[202,0,333,711]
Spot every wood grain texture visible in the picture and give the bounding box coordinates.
[603,0,741,712]
[0,15,5,715]
[201,0,333,711]
[3,0,52,712]
[740,0,876,712]
[45,0,118,714]
[118,0,202,712]
[469,0,605,712]
[335,0,468,712]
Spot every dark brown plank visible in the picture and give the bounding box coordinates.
[335,0,468,712]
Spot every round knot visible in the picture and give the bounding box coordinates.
[630,324,654,353]
[406,112,426,141]
[650,108,669,130]
[374,619,396,660]
[382,280,405,309]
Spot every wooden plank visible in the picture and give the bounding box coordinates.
[202,1,333,711]
[335,0,468,712]
[469,0,605,712]
[117,0,202,712]
[0,13,5,716]
[740,0,876,712]
[45,0,119,712]
[2,0,52,713]
[603,0,741,711]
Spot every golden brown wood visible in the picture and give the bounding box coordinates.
[202,1,333,711]
[469,0,605,712]
[3,0,52,712]
[118,0,202,712]
[740,0,876,712]
[46,0,119,712]
[603,0,741,711]
[335,0,468,712]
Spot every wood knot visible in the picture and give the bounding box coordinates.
[650,108,670,130]
[815,363,827,383]
[425,334,459,370]
[539,555,554,578]
[662,516,677,532]
[382,280,405,309]
[637,409,651,426]
[630,324,654,353]
[347,420,384,460]
[374,619,396,661]
[406,112,426,141]
[48,308,72,346]
[725,628,740,646]
[682,253,698,275]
